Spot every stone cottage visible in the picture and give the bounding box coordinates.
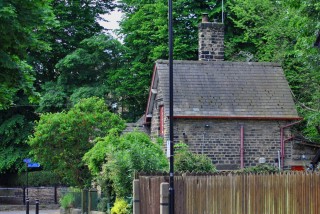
[144,15,302,170]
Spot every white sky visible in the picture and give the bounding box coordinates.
[99,9,123,39]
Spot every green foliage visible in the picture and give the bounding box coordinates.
[97,197,111,212]
[83,129,121,176]
[0,100,38,173]
[56,34,126,87]
[37,80,68,113]
[226,0,320,141]
[111,198,130,214]
[174,143,216,173]
[12,171,62,187]
[242,164,279,173]
[85,131,168,198]
[30,0,114,82]
[29,97,125,186]
[117,0,223,121]
[37,34,126,113]
[0,0,55,109]
[60,192,76,209]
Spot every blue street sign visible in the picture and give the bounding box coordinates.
[23,158,32,163]
[27,163,40,168]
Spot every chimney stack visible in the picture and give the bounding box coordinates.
[198,14,224,61]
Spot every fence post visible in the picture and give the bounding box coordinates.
[54,186,58,204]
[160,182,169,214]
[35,199,39,214]
[23,187,26,205]
[26,198,29,214]
[133,179,140,214]
[81,189,88,214]
[88,188,98,212]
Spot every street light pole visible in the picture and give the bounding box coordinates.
[168,0,174,213]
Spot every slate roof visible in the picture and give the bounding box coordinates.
[146,60,300,120]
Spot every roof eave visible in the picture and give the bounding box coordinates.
[171,115,303,121]
[145,64,159,124]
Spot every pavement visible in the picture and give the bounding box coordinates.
[0,210,60,214]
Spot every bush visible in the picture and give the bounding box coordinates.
[60,193,75,209]
[111,198,130,214]
[59,188,81,209]
[97,197,110,212]
[87,131,168,198]
[174,143,216,173]
[242,164,279,173]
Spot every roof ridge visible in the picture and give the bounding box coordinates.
[156,60,281,67]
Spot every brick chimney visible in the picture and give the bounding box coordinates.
[198,13,224,61]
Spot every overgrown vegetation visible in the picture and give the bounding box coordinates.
[110,198,130,214]
[174,143,217,173]
[242,164,279,173]
[28,97,125,187]
[84,131,168,198]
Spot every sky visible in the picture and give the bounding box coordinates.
[99,9,123,39]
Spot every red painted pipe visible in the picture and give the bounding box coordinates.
[240,125,244,169]
[280,120,302,169]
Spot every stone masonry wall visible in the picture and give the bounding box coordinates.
[151,114,295,170]
[198,22,224,61]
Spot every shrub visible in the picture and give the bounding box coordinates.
[60,193,75,209]
[111,198,130,214]
[97,197,110,212]
[29,97,126,187]
[87,131,168,198]
[174,143,216,173]
[242,164,279,173]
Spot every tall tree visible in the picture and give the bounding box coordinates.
[227,0,320,141]
[29,97,125,186]
[37,34,126,113]
[29,0,114,83]
[0,0,55,174]
[0,0,55,110]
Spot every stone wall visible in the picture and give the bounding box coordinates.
[198,21,224,61]
[150,109,298,170]
[148,76,300,170]
[0,187,67,205]
[172,119,293,170]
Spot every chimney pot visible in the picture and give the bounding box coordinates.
[202,13,209,23]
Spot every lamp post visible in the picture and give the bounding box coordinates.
[168,0,174,213]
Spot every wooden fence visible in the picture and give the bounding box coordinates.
[138,172,320,214]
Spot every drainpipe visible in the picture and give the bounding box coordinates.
[280,120,302,170]
[240,125,244,169]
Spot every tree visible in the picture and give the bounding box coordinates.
[84,131,168,197]
[29,97,125,186]
[226,0,320,141]
[0,0,55,109]
[29,0,114,83]
[37,34,126,113]
[0,101,37,173]
[117,0,223,121]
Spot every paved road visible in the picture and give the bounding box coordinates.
[0,210,60,214]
